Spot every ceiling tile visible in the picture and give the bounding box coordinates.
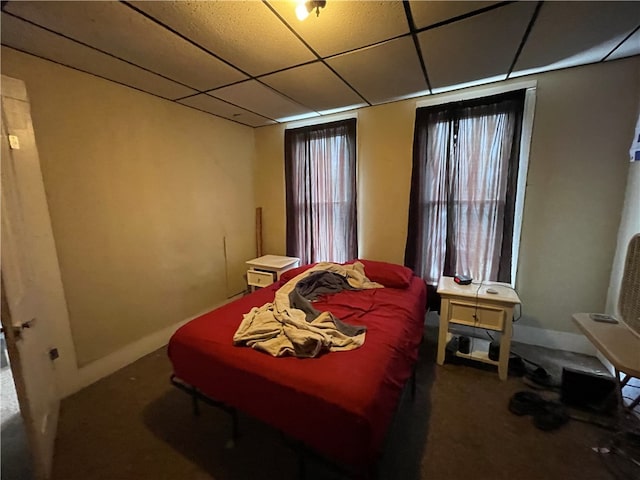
[178,94,275,128]
[210,80,313,121]
[1,13,196,100]
[4,1,247,91]
[514,1,640,72]
[268,0,409,57]
[418,2,536,89]
[326,36,428,104]
[2,0,637,122]
[410,1,502,29]
[607,28,640,61]
[130,1,315,76]
[260,62,366,112]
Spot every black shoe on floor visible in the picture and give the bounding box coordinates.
[533,402,569,431]
[508,391,546,416]
[523,367,560,390]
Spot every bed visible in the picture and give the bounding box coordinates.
[167,259,427,472]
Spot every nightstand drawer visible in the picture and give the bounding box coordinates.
[449,300,505,331]
[247,269,275,288]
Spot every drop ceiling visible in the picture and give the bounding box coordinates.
[2,1,639,128]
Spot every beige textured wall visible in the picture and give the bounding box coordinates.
[357,101,416,262]
[517,59,639,333]
[254,125,287,256]
[255,56,640,334]
[605,160,640,318]
[2,47,256,366]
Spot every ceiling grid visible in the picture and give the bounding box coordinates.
[123,0,322,116]
[402,0,433,94]
[506,1,543,78]
[1,0,638,128]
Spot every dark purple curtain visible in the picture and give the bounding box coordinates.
[405,90,525,285]
[285,118,357,265]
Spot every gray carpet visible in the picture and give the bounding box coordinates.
[1,343,35,480]
[43,326,637,480]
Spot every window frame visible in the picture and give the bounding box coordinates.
[416,80,537,286]
[284,116,358,264]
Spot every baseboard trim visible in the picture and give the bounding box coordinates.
[62,296,241,398]
[72,319,189,396]
[69,309,597,396]
[595,352,615,376]
[512,323,597,356]
[427,312,597,356]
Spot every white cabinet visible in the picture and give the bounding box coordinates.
[436,276,521,380]
[246,255,300,291]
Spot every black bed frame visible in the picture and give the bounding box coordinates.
[169,359,419,480]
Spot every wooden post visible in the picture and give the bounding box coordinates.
[255,207,263,257]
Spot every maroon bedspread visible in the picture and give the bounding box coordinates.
[168,275,427,468]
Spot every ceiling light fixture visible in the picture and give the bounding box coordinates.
[295,0,326,21]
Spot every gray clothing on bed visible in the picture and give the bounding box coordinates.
[289,271,364,336]
[233,262,383,358]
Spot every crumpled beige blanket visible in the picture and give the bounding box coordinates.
[233,262,383,357]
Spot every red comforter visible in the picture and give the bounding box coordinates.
[168,275,427,468]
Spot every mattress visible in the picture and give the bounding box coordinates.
[168,273,427,468]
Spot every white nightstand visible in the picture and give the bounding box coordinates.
[436,276,521,380]
[246,255,300,291]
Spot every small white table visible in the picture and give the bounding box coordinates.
[572,313,640,410]
[246,255,300,291]
[437,276,521,380]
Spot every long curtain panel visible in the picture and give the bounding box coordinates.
[405,91,525,285]
[285,119,357,265]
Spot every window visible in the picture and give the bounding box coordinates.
[285,118,357,265]
[405,90,527,285]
